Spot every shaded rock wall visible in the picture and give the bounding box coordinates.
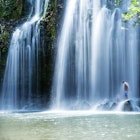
[38,0,64,109]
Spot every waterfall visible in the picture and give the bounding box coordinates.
[52,0,139,110]
[0,0,49,110]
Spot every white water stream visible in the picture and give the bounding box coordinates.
[52,0,139,110]
[0,0,49,110]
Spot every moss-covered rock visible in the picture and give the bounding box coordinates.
[0,0,23,20]
[0,0,29,56]
[41,0,58,45]
[38,0,64,108]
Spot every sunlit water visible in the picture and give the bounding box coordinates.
[0,111,140,140]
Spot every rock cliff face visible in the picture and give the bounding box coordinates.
[0,0,23,19]
[0,0,35,54]
[37,0,65,108]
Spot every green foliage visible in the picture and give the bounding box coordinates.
[114,0,121,6]
[122,0,140,24]
[0,0,23,54]
[0,0,23,19]
[45,0,57,42]
[0,29,9,53]
[0,30,9,41]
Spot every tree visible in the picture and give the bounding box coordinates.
[122,0,140,24]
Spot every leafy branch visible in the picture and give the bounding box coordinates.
[122,0,140,24]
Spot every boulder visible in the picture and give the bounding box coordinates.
[123,100,133,111]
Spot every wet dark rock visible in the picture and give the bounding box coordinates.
[123,100,133,111]
[110,102,117,110]
[96,99,117,111]
[122,99,140,112]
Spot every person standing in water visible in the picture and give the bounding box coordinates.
[122,81,129,99]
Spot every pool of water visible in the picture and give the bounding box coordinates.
[0,111,140,140]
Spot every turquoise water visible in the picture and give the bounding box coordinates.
[0,111,140,140]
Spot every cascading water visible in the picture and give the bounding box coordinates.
[52,0,139,110]
[0,0,49,110]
